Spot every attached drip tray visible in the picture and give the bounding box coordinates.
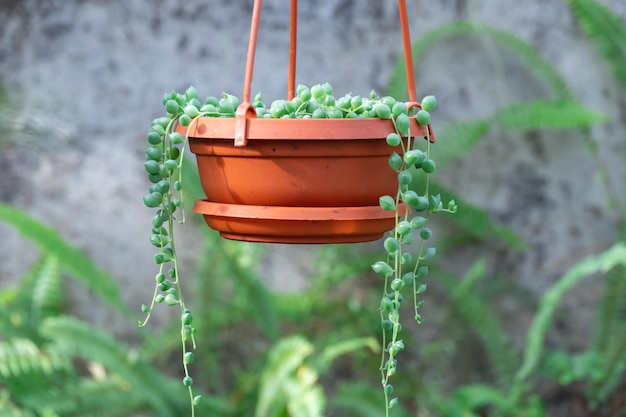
[193,199,403,244]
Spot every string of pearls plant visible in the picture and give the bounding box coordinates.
[372,94,457,416]
[139,83,456,416]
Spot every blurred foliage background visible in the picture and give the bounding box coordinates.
[1,0,625,416]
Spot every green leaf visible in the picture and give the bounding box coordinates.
[379,195,396,211]
[430,120,491,168]
[0,204,126,312]
[332,383,391,417]
[452,384,510,411]
[0,338,71,379]
[255,336,319,417]
[30,256,62,324]
[434,262,520,385]
[515,243,626,386]
[40,316,181,417]
[387,22,574,101]
[494,100,606,130]
[568,0,626,92]
[428,182,526,250]
[318,337,379,371]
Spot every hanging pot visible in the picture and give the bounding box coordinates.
[177,0,434,244]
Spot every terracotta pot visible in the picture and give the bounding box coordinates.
[177,118,427,244]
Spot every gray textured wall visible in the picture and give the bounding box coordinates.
[1,0,625,345]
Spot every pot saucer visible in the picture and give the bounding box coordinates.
[193,199,405,244]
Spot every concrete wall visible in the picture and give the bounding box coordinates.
[1,0,625,345]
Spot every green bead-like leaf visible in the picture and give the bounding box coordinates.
[143,192,163,208]
[144,160,161,175]
[401,190,419,206]
[185,85,199,100]
[372,261,394,277]
[404,149,425,165]
[395,113,410,135]
[411,217,427,228]
[169,132,184,144]
[414,196,429,212]
[396,221,412,236]
[379,195,396,210]
[165,293,179,306]
[165,100,179,114]
[184,105,200,118]
[422,159,436,174]
[179,114,191,126]
[147,131,162,145]
[416,110,431,125]
[398,170,412,185]
[386,133,401,147]
[421,247,436,260]
[374,103,392,119]
[384,237,399,254]
[388,152,403,171]
[392,101,409,117]
[421,95,437,112]
[390,278,404,291]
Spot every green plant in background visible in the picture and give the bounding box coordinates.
[3,1,624,415]
[255,335,379,417]
[419,244,626,417]
[568,0,626,219]
[387,21,606,253]
[373,1,626,415]
[0,204,192,417]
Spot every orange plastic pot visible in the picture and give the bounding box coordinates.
[178,118,425,243]
[180,0,434,244]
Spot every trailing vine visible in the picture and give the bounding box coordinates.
[372,95,456,416]
[140,86,205,416]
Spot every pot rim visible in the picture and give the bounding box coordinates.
[179,116,429,141]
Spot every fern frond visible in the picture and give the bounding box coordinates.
[0,204,126,312]
[568,0,626,91]
[255,336,316,417]
[429,182,526,250]
[30,256,62,325]
[192,224,279,341]
[452,384,510,411]
[39,316,181,417]
[284,364,325,417]
[317,337,379,372]
[494,100,606,130]
[589,266,626,405]
[540,349,604,385]
[431,120,491,168]
[220,240,279,341]
[387,22,573,101]
[514,243,626,387]
[17,376,141,417]
[435,261,520,385]
[331,383,390,417]
[0,338,71,379]
[0,396,37,417]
